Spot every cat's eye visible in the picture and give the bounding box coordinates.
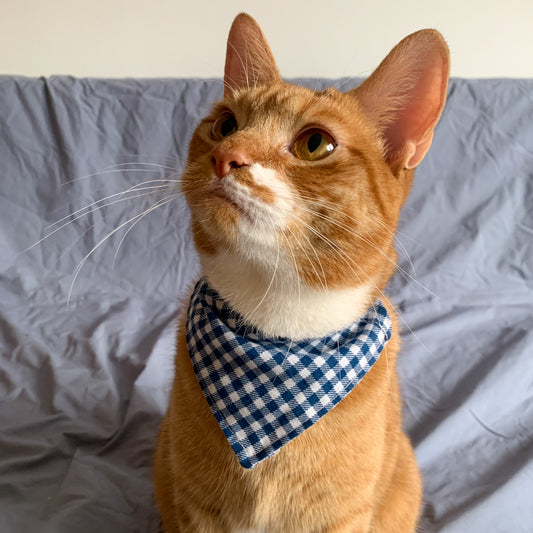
[292,129,337,161]
[210,112,238,140]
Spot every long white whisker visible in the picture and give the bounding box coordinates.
[100,162,178,171]
[272,230,302,368]
[62,168,181,186]
[287,210,387,342]
[284,223,328,292]
[290,210,431,358]
[114,152,188,164]
[46,181,180,230]
[277,227,302,314]
[291,197,437,300]
[24,187,171,254]
[295,192,417,248]
[246,225,280,324]
[293,214,365,286]
[112,191,187,265]
[66,193,180,306]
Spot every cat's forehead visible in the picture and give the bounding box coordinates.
[224,83,356,127]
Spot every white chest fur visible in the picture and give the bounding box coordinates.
[201,249,373,340]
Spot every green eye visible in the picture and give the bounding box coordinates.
[292,129,336,161]
[211,112,238,140]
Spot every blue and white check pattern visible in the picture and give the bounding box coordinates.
[186,278,392,469]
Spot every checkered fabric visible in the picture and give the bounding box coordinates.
[186,278,392,469]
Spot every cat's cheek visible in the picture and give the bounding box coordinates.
[191,219,220,255]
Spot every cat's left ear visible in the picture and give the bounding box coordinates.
[353,30,450,170]
[224,13,281,98]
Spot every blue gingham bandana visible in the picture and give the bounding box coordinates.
[186,278,392,469]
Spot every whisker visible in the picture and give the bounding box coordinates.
[298,230,329,291]
[277,227,302,311]
[101,161,178,171]
[244,220,281,325]
[277,231,299,364]
[292,213,364,286]
[112,191,188,265]
[289,195,437,300]
[290,209,432,358]
[295,192,417,247]
[46,180,181,230]
[283,223,328,292]
[286,211,396,390]
[66,193,181,306]
[114,152,187,164]
[24,187,171,254]
[287,210,386,331]
[62,168,181,187]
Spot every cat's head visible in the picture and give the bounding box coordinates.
[183,14,449,305]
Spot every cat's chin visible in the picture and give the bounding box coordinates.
[194,205,279,253]
[207,185,260,229]
[210,189,249,219]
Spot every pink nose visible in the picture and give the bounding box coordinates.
[211,147,250,179]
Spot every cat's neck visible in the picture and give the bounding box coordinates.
[200,250,375,341]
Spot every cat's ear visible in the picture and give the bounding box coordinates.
[353,30,450,170]
[224,13,281,97]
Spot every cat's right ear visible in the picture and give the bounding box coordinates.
[224,13,281,98]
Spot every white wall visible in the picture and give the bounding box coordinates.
[2,0,532,78]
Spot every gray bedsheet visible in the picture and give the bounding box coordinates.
[0,76,532,532]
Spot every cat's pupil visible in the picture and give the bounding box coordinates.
[307,133,322,153]
[221,116,237,137]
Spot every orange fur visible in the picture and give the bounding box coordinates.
[154,13,449,532]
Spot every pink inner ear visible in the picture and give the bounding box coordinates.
[354,30,450,170]
[224,14,280,98]
[385,60,448,169]
[224,18,252,95]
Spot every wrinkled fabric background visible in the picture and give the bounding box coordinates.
[0,77,532,532]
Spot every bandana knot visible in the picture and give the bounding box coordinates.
[186,278,392,469]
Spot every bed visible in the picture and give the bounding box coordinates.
[0,76,532,532]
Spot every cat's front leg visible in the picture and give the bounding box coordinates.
[324,520,373,533]
[368,434,422,533]
[161,506,228,533]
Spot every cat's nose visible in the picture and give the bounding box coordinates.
[211,147,250,179]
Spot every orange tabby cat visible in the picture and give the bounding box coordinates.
[154,13,449,533]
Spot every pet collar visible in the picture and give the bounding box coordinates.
[186,278,392,469]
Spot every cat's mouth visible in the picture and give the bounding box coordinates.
[208,180,256,221]
[201,170,289,243]
[211,185,240,210]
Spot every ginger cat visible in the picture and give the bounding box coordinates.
[154,13,449,533]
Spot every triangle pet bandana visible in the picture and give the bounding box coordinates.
[186,278,392,469]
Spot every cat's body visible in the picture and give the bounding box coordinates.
[154,14,449,532]
[155,309,417,533]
